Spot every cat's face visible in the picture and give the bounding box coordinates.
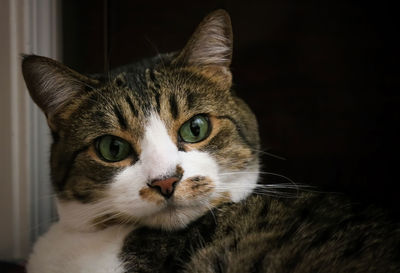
[22,10,260,231]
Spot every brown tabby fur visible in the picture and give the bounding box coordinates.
[121,192,400,273]
[22,9,400,273]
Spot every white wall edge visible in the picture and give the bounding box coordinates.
[9,0,23,259]
[4,0,61,261]
[27,0,62,247]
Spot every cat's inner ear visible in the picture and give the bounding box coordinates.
[173,10,233,69]
[22,55,99,126]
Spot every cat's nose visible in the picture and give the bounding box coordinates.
[149,176,180,198]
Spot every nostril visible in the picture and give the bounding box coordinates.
[149,176,180,198]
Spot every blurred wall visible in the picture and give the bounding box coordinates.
[0,0,32,261]
[0,0,60,261]
[0,0,15,260]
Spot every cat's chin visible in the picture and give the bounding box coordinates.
[139,203,209,231]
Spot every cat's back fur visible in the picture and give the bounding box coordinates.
[122,192,400,273]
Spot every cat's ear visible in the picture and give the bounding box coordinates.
[22,55,99,127]
[173,9,233,71]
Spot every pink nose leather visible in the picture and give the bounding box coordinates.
[150,177,180,198]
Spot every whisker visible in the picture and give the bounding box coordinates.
[214,183,306,190]
[144,36,167,70]
[214,186,300,198]
[204,201,217,225]
[219,170,297,186]
[250,148,287,160]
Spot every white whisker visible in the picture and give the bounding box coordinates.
[250,148,287,160]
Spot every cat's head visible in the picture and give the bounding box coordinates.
[22,10,260,231]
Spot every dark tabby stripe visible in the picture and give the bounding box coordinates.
[113,105,128,130]
[149,70,161,90]
[153,89,161,113]
[215,115,254,149]
[71,90,101,120]
[186,90,196,109]
[92,111,111,129]
[57,145,90,192]
[147,69,161,113]
[169,94,179,119]
[148,69,158,87]
[204,128,231,151]
[125,96,139,117]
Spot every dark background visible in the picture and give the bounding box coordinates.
[62,0,400,214]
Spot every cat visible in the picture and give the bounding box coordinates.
[22,9,399,273]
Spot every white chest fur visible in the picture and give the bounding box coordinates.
[27,223,133,273]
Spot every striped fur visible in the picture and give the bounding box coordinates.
[22,9,399,273]
[121,192,400,273]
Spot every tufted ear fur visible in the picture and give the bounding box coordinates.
[173,9,233,89]
[22,55,99,127]
[173,10,233,67]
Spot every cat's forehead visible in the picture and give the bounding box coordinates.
[66,66,230,144]
[100,66,229,115]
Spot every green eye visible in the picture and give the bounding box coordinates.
[179,115,210,143]
[95,135,131,162]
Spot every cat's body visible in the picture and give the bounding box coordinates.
[28,192,400,273]
[22,10,399,273]
[123,192,400,273]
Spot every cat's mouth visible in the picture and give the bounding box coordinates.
[140,189,232,231]
[142,200,210,230]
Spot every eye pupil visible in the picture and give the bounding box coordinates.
[190,122,200,137]
[109,140,120,157]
